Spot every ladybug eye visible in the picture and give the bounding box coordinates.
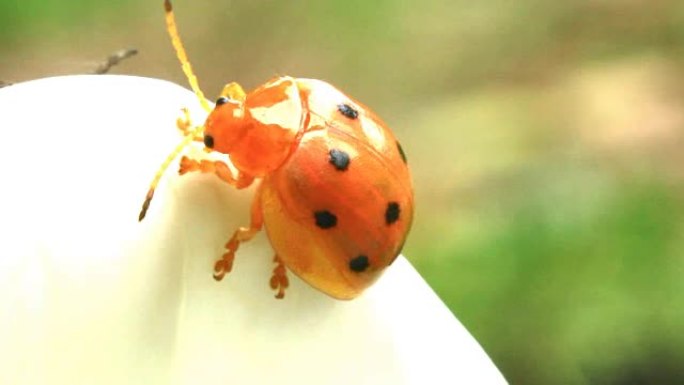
[337,103,358,119]
[349,255,370,272]
[216,96,229,106]
[204,134,214,148]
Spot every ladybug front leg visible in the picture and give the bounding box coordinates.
[213,190,264,281]
[179,156,254,189]
[175,107,204,142]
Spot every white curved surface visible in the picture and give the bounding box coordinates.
[0,75,507,385]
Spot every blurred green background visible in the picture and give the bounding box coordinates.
[2,0,683,383]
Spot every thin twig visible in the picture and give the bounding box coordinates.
[92,48,139,74]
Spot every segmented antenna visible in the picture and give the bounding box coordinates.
[138,0,212,221]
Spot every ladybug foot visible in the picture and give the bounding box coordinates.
[269,255,289,299]
[175,107,204,142]
[179,156,197,175]
[176,107,191,134]
[213,238,239,281]
[213,226,261,282]
[213,251,235,281]
[178,156,214,175]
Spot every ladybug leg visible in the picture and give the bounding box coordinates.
[175,107,203,142]
[176,107,201,140]
[213,192,264,281]
[213,224,261,281]
[179,156,255,189]
[269,255,289,299]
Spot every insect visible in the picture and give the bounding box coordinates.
[139,0,414,300]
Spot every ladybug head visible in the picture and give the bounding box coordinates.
[203,96,248,154]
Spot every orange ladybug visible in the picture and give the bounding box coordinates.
[139,0,413,300]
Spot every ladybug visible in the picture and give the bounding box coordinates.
[139,0,413,300]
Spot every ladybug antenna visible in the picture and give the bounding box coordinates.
[139,0,214,221]
[164,0,211,112]
[138,124,203,221]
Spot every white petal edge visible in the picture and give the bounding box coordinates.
[0,75,507,385]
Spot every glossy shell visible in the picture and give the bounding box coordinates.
[258,79,413,299]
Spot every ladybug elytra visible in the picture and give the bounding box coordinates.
[139,0,414,300]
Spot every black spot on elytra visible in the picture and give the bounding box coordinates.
[204,134,214,149]
[328,149,350,171]
[215,96,229,106]
[337,103,358,119]
[385,202,400,225]
[349,255,370,272]
[314,210,337,229]
[396,141,407,164]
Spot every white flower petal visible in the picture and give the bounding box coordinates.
[0,75,506,385]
